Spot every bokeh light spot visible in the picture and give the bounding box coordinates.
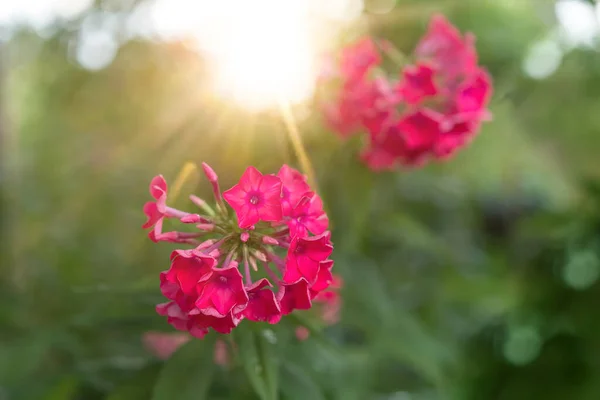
[75,29,118,71]
[562,250,600,290]
[555,0,599,48]
[210,1,316,110]
[503,326,542,366]
[364,0,396,15]
[522,38,563,80]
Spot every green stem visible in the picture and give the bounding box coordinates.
[278,101,318,191]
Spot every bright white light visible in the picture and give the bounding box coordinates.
[124,2,154,41]
[75,29,118,71]
[555,0,599,48]
[149,0,204,41]
[0,0,93,30]
[522,38,563,80]
[209,1,317,110]
[315,0,365,22]
[142,0,361,110]
[72,12,120,71]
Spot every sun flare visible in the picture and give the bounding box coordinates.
[209,1,317,110]
[150,0,364,110]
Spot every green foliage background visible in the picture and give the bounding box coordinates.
[3,0,600,399]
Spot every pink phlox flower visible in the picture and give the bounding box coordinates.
[397,63,439,105]
[287,193,329,238]
[415,14,478,81]
[397,109,445,152]
[195,266,249,317]
[309,260,334,295]
[156,301,190,332]
[165,250,216,295]
[223,166,283,229]
[277,278,312,315]
[454,68,493,114]
[240,278,282,324]
[284,232,334,285]
[277,165,311,216]
[189,311,241,336]
[143,175,168,228]
[321,14,493,170]
[340,37,381,80]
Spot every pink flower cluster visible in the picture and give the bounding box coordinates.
[323,14,493,170]
[143,163,338,338]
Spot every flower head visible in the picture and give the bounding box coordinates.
[165,250,216,295]
[454,68,493,114]
[415,14,478,81]
[142,175,168,229]
[340,37,381,80]
[223,166,283,229]
[144,164,335,337]
[287,193,329,238]
[397,63,438,105]
[321,14,493,169]
[195,266,249,317]
[243,279,282,324]
[284,232,333,285]
[277,278,312,315]
[277,165,311,216]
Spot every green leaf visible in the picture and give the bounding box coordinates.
[106,363,161,400]
[257,330,279,400]
[151,336,216,400]
[288,313,344,359]
[236,327,279,400]
[0,335,53,387]
[280,362,325,400]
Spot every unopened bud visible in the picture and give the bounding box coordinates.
[249,257,258,272]
[253,250,267,262]
[196,239,216,250]
[201,162,219,183]
[196,223,215,232]
[189,195,216,216]
[201,162,226,213]
[180,214,202,223]
[262,236,279,246]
